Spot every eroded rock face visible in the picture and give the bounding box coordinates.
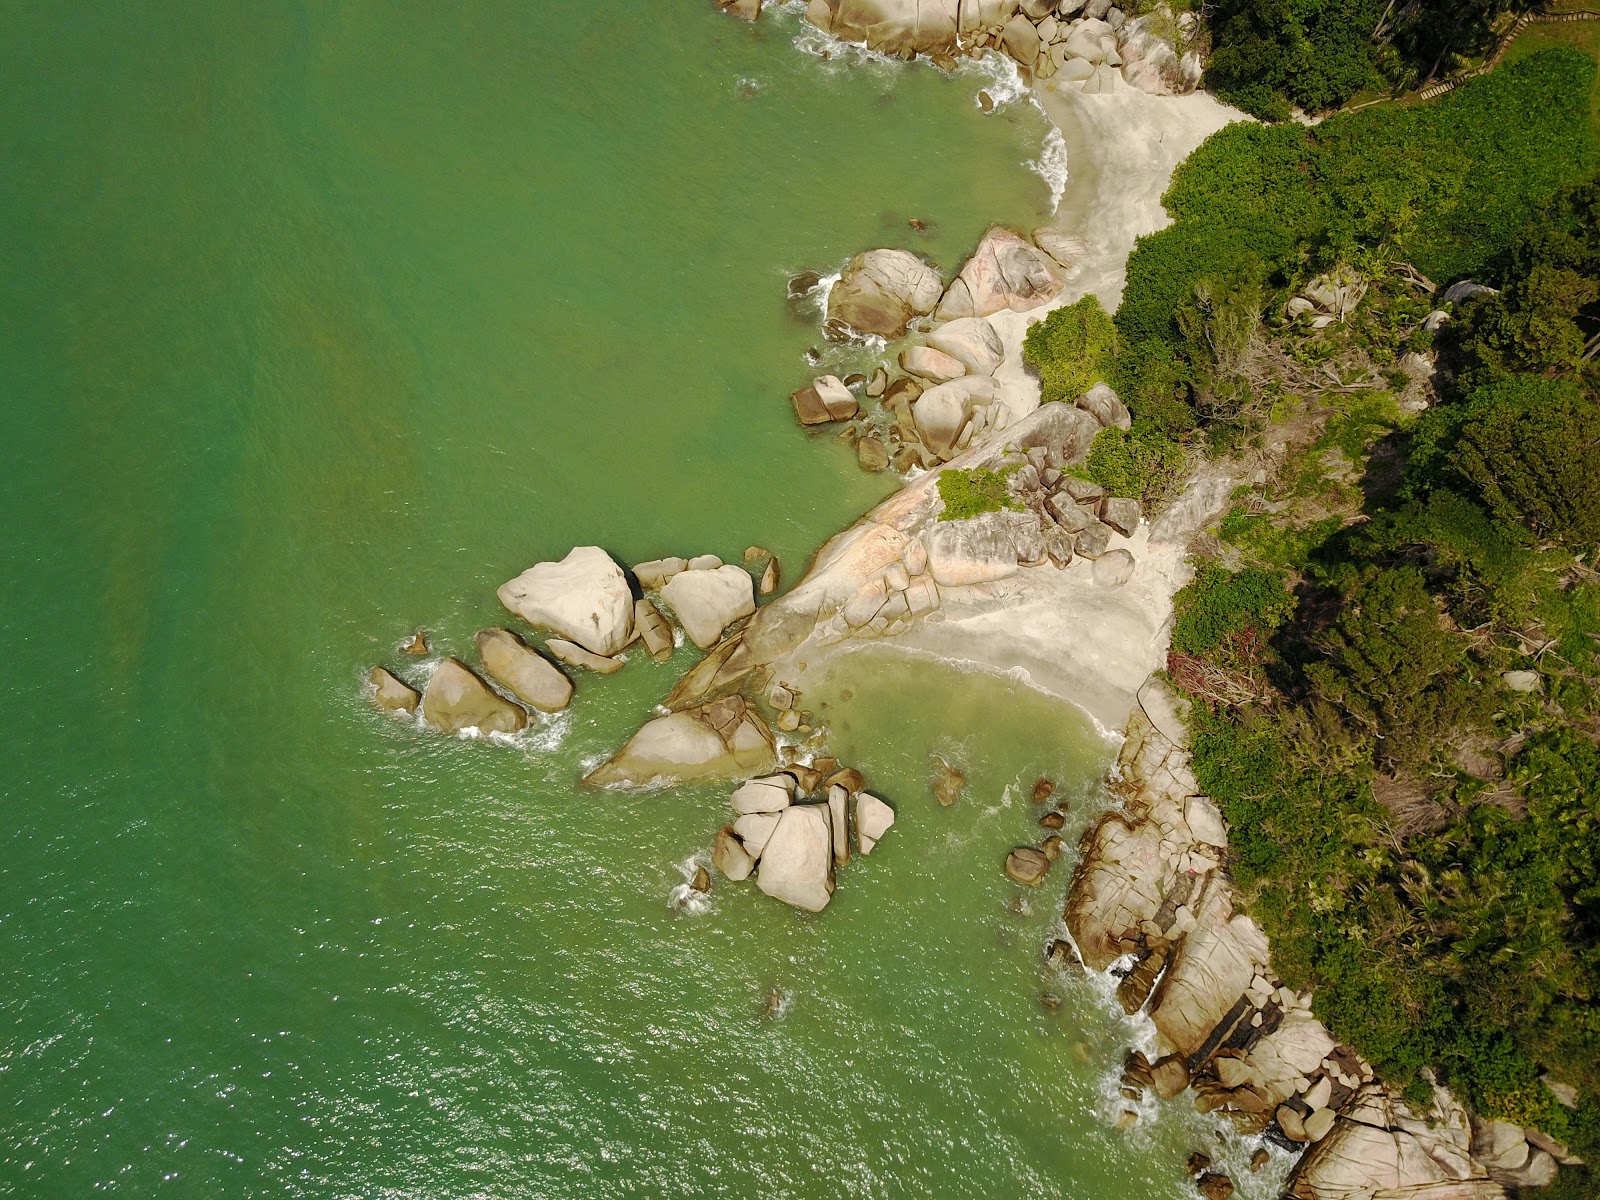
[827,248,944,338]
[497,546,634,657]
[935,227,1061,321]
[475,627,574,712]
[421,658,527,735]
[584,695,775,786]
[756,804,835,912]
[1033,227,1090,271]
[926,316,1004,375]
[925,511,1040,587]
[661,565,756,650]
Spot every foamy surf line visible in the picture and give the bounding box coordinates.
[776,3,1067,213]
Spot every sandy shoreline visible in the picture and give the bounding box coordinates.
[760,82,1245,733]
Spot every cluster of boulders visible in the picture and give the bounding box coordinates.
[781,0,1204,96]
[367,544,783,743]
[1284,265,1368,330]
[1003,776,1072,884]
[793,225,1093,476]
[1057,679,1572,1197]
[710,764,896,911]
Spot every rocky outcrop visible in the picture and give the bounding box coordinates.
[475,627,574,712]
[792,0,1202,97]
[827,248,944,338]
[935,226,1062,321]
[368,666,420,715]
[497,546,635,657]
[1033,227,1090,272]
[1066,683,1516,1199]
[421,658,527,735]
[584,695,775,786]
[926,316,1004,375]
[661,564,756,649]
[756,804,835,911]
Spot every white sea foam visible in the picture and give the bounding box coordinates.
[1028,126,1070,215]
[667,854,714,916]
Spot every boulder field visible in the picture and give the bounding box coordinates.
[781,1,1204,97]
[710,768,896,911]
[1065,680,1566,1197]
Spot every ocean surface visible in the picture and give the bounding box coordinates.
[0,2,1282,1195]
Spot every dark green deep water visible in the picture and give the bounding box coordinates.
[0,2,1281,1195]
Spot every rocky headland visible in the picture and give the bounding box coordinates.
[360,4,1580,1193]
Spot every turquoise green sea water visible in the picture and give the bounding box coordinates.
[0,2,1282,1195]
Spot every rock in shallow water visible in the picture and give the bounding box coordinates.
[827,248,943,339]
[422,658,527,735]
[475,627,574,712]
[368,666,419,715]
[855,793,895,854]
[546,638,624,675]
[661,565,756,650]
[713,826,754,881]
[756,804,835,912]
[1005,846,1051,885]
[497,545,635,657]
[584,696,775,787]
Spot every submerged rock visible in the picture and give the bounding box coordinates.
[368,666,419,715]
[421,658,527,735]
[475,627,574,712]
[756,804,835,912]
[497,546,635,657]
[932,754,966,806]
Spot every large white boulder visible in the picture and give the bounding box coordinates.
[935,227,1062,321]
[805,0,961,54]
[756,804,835,912]
[856,793,895,854]
[584,697,776,786]
[661,565,756,650]
[926,317,1004,375]
[1032,227,1090,272]
[925,511,1039,587]
[826,247,944,338]
[912,375,999,458]
[497,546,634,657]
[900,344,967,383]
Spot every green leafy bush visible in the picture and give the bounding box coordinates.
[935,466,1019,522]
[1081,420,1189,511]
[1021,295,1118,404]
[1445,378,1600,547]
[1171,563,1295,665]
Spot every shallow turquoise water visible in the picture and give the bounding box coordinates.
[0,2,1276,1195]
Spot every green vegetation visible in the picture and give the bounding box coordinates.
[1117,48,1600,439]
[1021,295,1118,404]
[1204,0,1537,120]
[1080,421,1189,512]
[1130,50,1600,1184]
[935,465,1020,521]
